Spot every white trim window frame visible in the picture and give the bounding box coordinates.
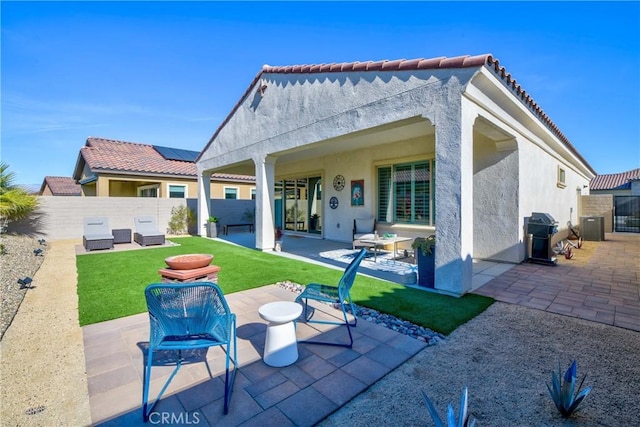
[557,165,567,189]
[376,159,435,226]
[224,186,239,200]
[167,183,187,199]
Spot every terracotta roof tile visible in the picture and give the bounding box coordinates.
[590,168,640,190]
[41,176,81,196]
[82,137,254,182]
[200,54,594,175]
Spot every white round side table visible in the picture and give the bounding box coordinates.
[258,301,303,367]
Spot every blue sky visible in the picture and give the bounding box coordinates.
[2,1,639,185]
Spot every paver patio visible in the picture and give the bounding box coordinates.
[84,284,427,426]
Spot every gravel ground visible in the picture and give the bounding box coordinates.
[0,234,47,340]
[321,302,640,426]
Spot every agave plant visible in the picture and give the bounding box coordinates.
[547,360,592,418]
[422,387,476,427]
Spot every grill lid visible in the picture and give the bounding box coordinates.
[530,212,557,225]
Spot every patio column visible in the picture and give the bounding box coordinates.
[253,154,277,250]
[197,170,212,237]
[426,98,475,296]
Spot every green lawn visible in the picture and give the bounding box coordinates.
[76,236,494,334]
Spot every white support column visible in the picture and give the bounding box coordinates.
[197,170,212,237]
[428,101,475,296]
[254,155,277,251]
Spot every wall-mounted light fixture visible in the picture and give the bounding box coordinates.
[258,78,268,96]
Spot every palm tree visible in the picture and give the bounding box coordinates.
[0,162,38,229]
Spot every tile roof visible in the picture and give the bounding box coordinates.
[80,137,254,182]
[590,168,640,190]
[41,176,81,196]
[200,54,595,175]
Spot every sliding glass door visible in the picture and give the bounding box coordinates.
[276,176,322,235]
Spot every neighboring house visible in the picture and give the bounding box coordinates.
[40,176,82,196]
[72,137,255,199]
[590,168,640,196]
[590,168,640,233]
[196,54,596,296]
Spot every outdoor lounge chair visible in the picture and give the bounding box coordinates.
[142,282,238,421]
[134,216,165,246]
[352,215,377,249]
[295,248,367,348]
[82,216,114,251]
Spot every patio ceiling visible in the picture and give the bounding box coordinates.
[208,116,434,176]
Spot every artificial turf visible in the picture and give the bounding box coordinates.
[76,236,493,334]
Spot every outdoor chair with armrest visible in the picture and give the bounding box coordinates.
[352,216,377,250]
[295,248,367,348]
[142,282,238,421]
[82,216,114,251]
[134,216,165,246]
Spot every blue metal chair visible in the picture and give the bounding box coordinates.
[295,248,367,348]
[142,282,237,422]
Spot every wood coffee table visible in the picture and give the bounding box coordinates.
[358,236,412,262]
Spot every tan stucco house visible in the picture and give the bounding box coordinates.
[196,54,596,296]
[72,137,255,199]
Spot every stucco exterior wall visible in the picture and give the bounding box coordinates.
[472,132,520,262]
[199,68,477,171]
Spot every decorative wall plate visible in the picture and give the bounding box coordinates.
[329,196,339,209]
[333,175,345,191]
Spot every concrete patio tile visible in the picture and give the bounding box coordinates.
[386,332,428,354]
[297,353,339,379]
[546,303,576,316]
[200,389,261,427]
[312,369,367,406]
[176,377,226,412]
[254,380,301,409]
[244,371,288,398]
[326,348,361,368]
[85,350,133,377]
[280,364,316,389]
[365,342,412,368]
[87,364,139,395]
[237,406,295,427]
[519,297,553,310]
[277,386,337,427]
[89,380,143,425]
[341,355,388,384]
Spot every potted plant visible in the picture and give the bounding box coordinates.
[310,213,320,231]
[411,234,436,288]
[274,227,283,251]
[205,216,219,238]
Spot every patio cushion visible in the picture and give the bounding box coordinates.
[355,217,375,234]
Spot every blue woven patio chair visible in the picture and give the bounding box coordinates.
[142,282,237,422]
[295,248,367,348]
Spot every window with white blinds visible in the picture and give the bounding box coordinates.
[377,160,434,225]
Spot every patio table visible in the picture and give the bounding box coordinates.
[359,236,412,262]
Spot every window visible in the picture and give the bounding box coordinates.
[168,184,186,198]
[224,187,238,199]
[377,160,434,225]
[138,185,159,198]
[250,188,256,200]
[557,166,567,188]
